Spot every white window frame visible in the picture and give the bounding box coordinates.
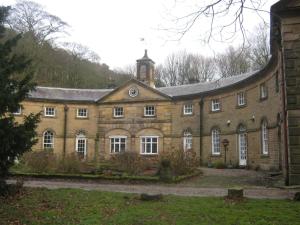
[260,83,267,99]
[44,107,55,117]
[211,99,220,112]
[237,92,246,106]
[76,108,88,118]
[183,131,192,151]
[144,105,155,117]
[43,130,54,149]
[76,133,87,157]
[183,104,193,115]
[13,106,22,115]
[261,121,269,155]
[140,136,159,155]
[211,129,220,155]
[114,107,124,118]
[110,136,126,153]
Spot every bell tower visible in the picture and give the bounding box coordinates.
[136,50,155,88]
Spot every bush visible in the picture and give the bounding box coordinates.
[160,149,199,176]
[110,152,150,175]
[214,161,226,169]
[22,151,56,173]
[157,159,173,182]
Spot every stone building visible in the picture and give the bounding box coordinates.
[14,0,300,185]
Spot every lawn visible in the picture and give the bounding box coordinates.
[0,188,299,225]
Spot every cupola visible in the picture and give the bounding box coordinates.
[136,50,155,88]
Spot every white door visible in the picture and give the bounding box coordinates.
[238,132,247,166]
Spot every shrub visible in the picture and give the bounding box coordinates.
[160,149,199,176]
[56,153,93,174]
[110,152,150,175]
[157,159,173,182]
[214,161,226,169]
[22,150,56,173]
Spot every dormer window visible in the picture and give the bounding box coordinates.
[211,99,220,112]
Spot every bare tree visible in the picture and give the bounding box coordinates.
[249,23,270,70]
[62,42,101,63]
[216,45,251,78]
[164,0,269,44]
[156,51,216,86]
[7,0,69,44]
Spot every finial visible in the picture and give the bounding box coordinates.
[144,49,148,57]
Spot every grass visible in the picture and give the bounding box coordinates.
[0,188,299,225]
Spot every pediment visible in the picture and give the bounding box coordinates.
[98,79,171,103]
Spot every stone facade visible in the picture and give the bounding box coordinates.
[13,0,300,185]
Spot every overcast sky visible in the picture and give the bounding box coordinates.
[2,0,278,70]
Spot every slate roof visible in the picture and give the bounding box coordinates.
[157,70,258,97]
[27,70,258,102]
[28,86,112,102]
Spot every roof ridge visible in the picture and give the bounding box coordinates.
[157,70,258,90]
[35,86,113,92]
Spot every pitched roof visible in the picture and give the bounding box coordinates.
[157,70,258,98]
[28,86,112,102]
[27,70,259,102]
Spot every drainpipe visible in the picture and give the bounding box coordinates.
[280,48,290,186]
[63,105,69,158]
[199,98,204,166]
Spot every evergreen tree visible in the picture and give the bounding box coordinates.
[0,6,40,193]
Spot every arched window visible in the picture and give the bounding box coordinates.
[211,128,220,155]
[43,130,54,149]
[76,133,87,158]
[261,120,268,155]
[183,130,192,151]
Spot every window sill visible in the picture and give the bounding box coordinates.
[211,154,222,157]
[76,117,89,120]
[261,154,269,158]
[140,153,158,156]
[43,115,56,118]
[260,97,268,102]
[210,110,222,114]
[236,104,247,109]
[113,116,124,119]
[143,115,156,118]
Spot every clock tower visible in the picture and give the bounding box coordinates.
[136,50,155,88]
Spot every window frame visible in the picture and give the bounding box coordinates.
[183,104,193,115]
[76,108,88,118]
[260,83,268,99]
[113,107,124,118]
[211,128,221,155]
[237,92,246,106]
[183,131,192,151]
[261,120,269,155]
[44,107,55,117]
[144,105,156,117]
[211,99,220,112]
[43,130,54,149]
[76,134,87,157]
[110,136,127,154]
[13,106,22,115]
[140,136,159,155]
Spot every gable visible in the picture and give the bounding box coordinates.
[99,79,171,103]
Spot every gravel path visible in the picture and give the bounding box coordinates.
[7,179,298,200]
